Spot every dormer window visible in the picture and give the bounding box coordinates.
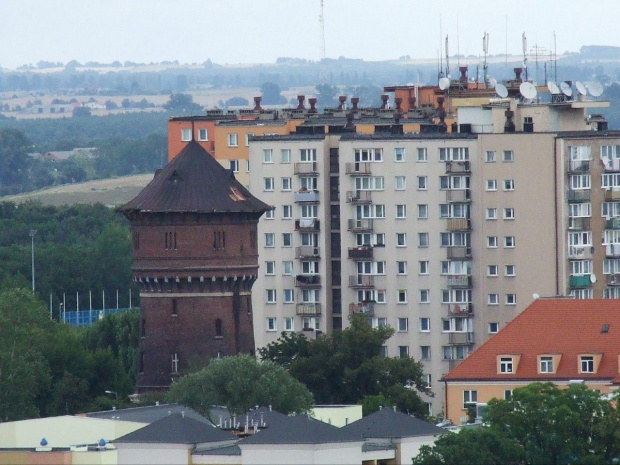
[581,356,594,373]
[500,357,514,373]
[540,356,553,373]
[497,354,521,374]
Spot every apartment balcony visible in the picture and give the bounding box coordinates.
[295,274,321,288]
[293,162,318,175]
[296,303,322,315]
[295,219,320,231]
[447,275,472,288]
[568,217,591,230]
[446,246,472,259]
[606,218,620,230]
[605,189,620,201]
[348,247,373,259]
[606,244,620,258]
[446,218,471,231]
[606,274,620,286]
[447,303,474,316]
[345,162,372,175]
[445,161,471,173]
[348,275,375,288]
[445,189,471,202]
[294,190,320,203]
[568,245,594,259]
[347,219,374,232]
[346,190,372,204]
[567,160,590,173]
[449,332,475,345]
[569,274,593,289]
[295,246,321,259]
[567,190,590,202]
[603,158,620,172]
[349,302,375,317]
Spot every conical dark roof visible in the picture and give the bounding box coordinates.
[342,407,446,439]
[119,141,270,214]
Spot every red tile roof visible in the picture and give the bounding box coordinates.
[444,298,620,382]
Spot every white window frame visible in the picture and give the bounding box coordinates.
[265,261,275,275]
[397,317,408,332]
[505,265,516,277]
[489,322,499,334]
[487,265,498,277]
[395,176,406,191]
[266,317,277,331]
[282,261,293,275]
[500,357,514,373]
[396,233,407,247]
[228,133,238,147]
[504,236,515,248]
[420,318,430,332]
[486,179,497,191]
[198,128,208,141]
[540,356,553,373]
[486,208,497,220]
[395,147,405,162]
[503,208,515,220]
[266,290,277,304]
[181,128,192,142]
[229,160,239,172]
[486,150,496,162]
[504,179,515,191]
[505,294,517,305]
[264,177,274,191]
[488,293,499,305]
[417,204,428,219]
[265,233,275,247]
[282,205,292,219]
[282,233,293,247]
[263,149,273,163]
[397,289,407,303]
[502,150,514,162]
[281,149,291,163]
[417,147,428,162]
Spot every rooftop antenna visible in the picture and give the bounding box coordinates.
[553,31,557,82]
[483,31,489,87]
[457,15,461,67]
[522,32,528,81]
[319,0,326,60]
[445,35,450,79]
[439,14,444,79]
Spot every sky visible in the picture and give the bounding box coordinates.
[1,0,619,69]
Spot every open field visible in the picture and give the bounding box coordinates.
[0,174,152,207]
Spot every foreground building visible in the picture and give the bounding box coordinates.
[443,298,620,425]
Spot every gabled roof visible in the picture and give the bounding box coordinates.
[444,298,620,382]
[119,140,270,215]
[113,414,236,444]
[239,414,358,445]
[342,407,445,439]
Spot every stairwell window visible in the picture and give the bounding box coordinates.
[181,128,192,141]
[215,319,223,338]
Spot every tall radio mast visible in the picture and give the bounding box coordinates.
[319,0,326,60]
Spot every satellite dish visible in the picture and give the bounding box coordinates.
[548,81,561,95]
[576,81,587,96]
[590,274,597,284]
[439,77,450,91]
[520,82,537,100]
[495,83,508,98]
[488,77,497,89]
[560,81,573,97]
[587,81,604,97]
[532,293,540,300]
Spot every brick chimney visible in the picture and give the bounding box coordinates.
[514,68,523,83]
[253,96,262,111]
[351,97,359,112]
[408,96,416,109]
[459,66,468,82]
[504,110,516,133]
[339,95,347,110]
[381,94,389,110]
[297,95,305,110]
[308,98,317,114]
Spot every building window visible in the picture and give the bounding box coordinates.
[420,317,431,332]
[399,346,409,359]
[504,390,513,400]
[500,357,514,373]
[486,208,497,220]
[281,177,292,191]
[300,148,317,162]
[228,133,238,147]
[395,147,405,162]
[540,356,553,373]
[172,298,178,315]
[398,317,408,332]
[419,289,430,303]
[181,128,192,141]
[463,390,477,408]
[421,345,431,360]
[486,179,497,191]
[489,322,499,334]
[396,233,407,247]
[505,294,517,305]
[395,176,406,190]
[487,236,498,248]
[418,233,429,248]
[263,149,273,163]
[504,179,515,191]
[198,128,208,141]
[215,319,223,337]
[502,150,514,162]
[486,150,496,162]
[487,265,498,277]
[229,160,239,172]
[418,260,429,275]
[417,147,428,162]
[281,149,291,163]
[380,346,388,358]
[397,289,407,303]
[246,160,250,172]
[580,356,594,373]
[417,176,427,190]
[265,233,275,247]
[283,289,294,303]
[417,204,428,219]
[264,177,274,191]
[171,353,179,373]
[265,261,275,275]
[282,205,292,219]
[282,261,293,275]
[504,236,515,248]
[504,208,515,220]
[245,133,253,146]
[266,290,277,303]
[423,374,432,388]
[396,204,407,219]
[266,317,277,331]
[505,265,516,276]
[488,293,499,305]
[284,317,294,331]
[264,209,274,220]
[397,261,407,275]
[282,233,293,247]
[141,318,146,338]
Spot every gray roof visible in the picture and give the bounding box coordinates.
[194,444,241,456]
[114,414,237,444]
[240,414,359,445]
[86,403,210,424]
[339,132,478,141]
[342,407,446,440]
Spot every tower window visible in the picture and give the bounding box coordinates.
[171,353,179,373]
[215,318,223,337]
[172,298,178,316]
[141,319,146,338]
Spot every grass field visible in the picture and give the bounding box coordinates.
[0,174,153,207]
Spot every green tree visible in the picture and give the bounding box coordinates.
[259,82,286,105]
[163,93,203,113]
[72,106,91,117]
[167,354,314,417]
[315,83,339,108]
[0,128,32,195]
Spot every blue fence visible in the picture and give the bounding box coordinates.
[63,308,135,327]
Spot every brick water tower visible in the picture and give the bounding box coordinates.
[120,140,270,391]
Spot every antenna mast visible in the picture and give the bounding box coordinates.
[522,32,528,80]
[445,35,450,79]
[483,32,489,87]
[319,0,326,60]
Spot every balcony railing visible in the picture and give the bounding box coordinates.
[296,303,322,315]
[346,190,372,204]
[569,274,593,289]
[448,275,472,288]
[295,246,320,258]
[449,332,475,345]
[294,190,320,203]
[349,302,375,316]
[568,217,591,230]
[445,161,471,173]
[605,189,620,201]
[348,247,373,259]
[567,160,590,173]
[295,219,320,231]
[345,162,372,175]
[568,245,593,259]
[603,159,620,172]
[348,275,375,288]
[294,162,318,175]
[446,218,471,231]
[295,274,321,288]
[606,218,620,230]
[606,274,620,286]
[567,190,590,202]
[606,244,620,258]
[446,246,472,259]
[347,219,374,231]
[445,189,471,202]
[447,303,474,316]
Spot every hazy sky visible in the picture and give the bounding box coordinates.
[1,0,618,68]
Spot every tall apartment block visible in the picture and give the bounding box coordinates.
[248,77,617,415]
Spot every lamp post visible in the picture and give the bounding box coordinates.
[104,390,118,400]
[29,230,36,292]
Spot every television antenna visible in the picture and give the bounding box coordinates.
[319,0,326,60]
[445,35,450,79]
[483,32,490,87]
[522,32,528,80]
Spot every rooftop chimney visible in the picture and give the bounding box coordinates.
[351,97,359,112]
[253,96,262,111]
[437,97,447,131]
[514,68,523,83]
[339,95,347,110]
[504,110,516,133]
[381,94,390,110]
[408,96,416,109]
[459,66,468,82]
[297,95,305,110]
[308,98,317,114]
[346,112,355,130]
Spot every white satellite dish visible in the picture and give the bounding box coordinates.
[587,81,604,97]
[560,81,573,97]
[439,77,450,91]
[532,293,540,300]
[495,83,508,98]
[590,274,597,284]
[520,82,537,100]
[576,81,587,96]
[488,77,497,89]
[548,81,561,95]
